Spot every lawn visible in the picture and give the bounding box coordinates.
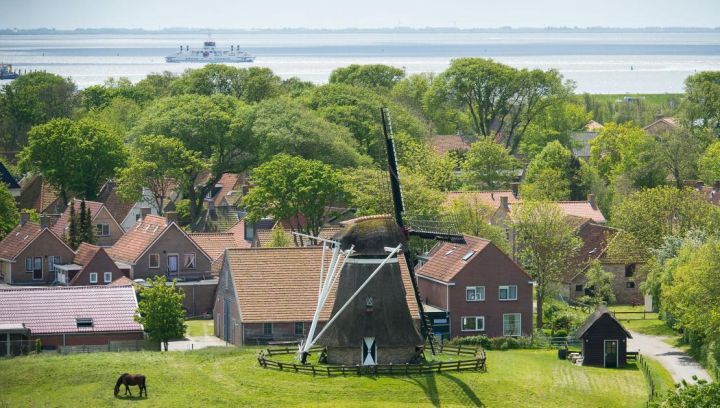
[607,305,679,338]
[0,348,656,407]
[185,319,214,337]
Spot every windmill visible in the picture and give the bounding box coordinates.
[296,108,464,365]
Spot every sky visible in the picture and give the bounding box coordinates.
[1,0,719,29]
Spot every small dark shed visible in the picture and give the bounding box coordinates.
[575,307,632,368]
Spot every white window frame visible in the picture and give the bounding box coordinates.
[294,322,304,336]
[503,313,522,337]
[95,223,110,237]
[89,272,98,284]
[460,316,485,332]
[104,272,112,283]
[49,256,61,272]
[183,253,196,270]
[499,285,518,301]
[167,253,179,273]
[465,286,485,302]
[148,253,160,269]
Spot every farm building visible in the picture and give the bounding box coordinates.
[0,285,144,351]
[575,307,632,368]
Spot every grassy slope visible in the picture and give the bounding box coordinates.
[185,320,214,337]
[608,305,678,338]
[0,348,652,408]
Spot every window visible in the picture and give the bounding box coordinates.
[461,316,485,332]
[89,272,98,283]
[49,256,61,272]
[462,251,475,261]
[294,322,304,336]
[167,255,179,273]
[503,313,522,336]
[25,257,33,272]
[32,257,42,280]
[499,285,518,301]
[575,284,584,292]
[183,253,196,269]
[626,281,636,289]
[149,253,160,268]
[76,318,93,328]
[263,323,273,336]
[465,286,485,301]
[625,264,636,277]
[95,223,110,237]
[104,272,112,283]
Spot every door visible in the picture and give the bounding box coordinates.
[167,255,179,274]
[604,340,618,368]
[33,257,43,280]
[362,337,377,366]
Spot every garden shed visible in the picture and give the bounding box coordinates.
[575,307,632,368]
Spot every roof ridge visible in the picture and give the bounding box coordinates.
[226,246,323,252]
[0,284,128,292]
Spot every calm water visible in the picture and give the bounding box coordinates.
[1,32,719,93]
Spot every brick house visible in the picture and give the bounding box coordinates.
[0,285,144,350]
[54,242,126,286]
[0,216,74,285]
[51,199,125,247]
[416,235,533,339]
[214,247,419,345]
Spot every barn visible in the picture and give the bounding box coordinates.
[575,307,632,368]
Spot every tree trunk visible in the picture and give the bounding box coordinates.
[536,293,544,331]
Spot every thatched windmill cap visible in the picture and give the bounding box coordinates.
[335,215,405,255]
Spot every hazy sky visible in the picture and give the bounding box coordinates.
[2,0,719,29]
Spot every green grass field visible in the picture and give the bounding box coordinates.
[0,347,661,407]
[185,319,214,337]
[608,305,678,338]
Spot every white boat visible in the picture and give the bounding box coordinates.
[166,41,255,63]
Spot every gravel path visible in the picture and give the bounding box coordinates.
[168,335,230,351]
[628,330,712,384]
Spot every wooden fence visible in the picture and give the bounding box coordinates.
[611,311,653,320]
[637,354,657,407]
[258,345,487,376]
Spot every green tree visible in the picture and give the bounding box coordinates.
[242,154,348,244]
[68,202,79,249]
[519,101,590,161]
[131,94,256,220]
[521,167,571,201]
[19,118,128,203]
[116,135,206,216]
[611,186,720,251]
[171,64,281,103]
[393,131,458,191]
[135,276,187,352]
[522,141,584,200]
[0,72,77,149]
[84,96,143,138]
[429,58,570,152]
[461,138,518,190]
[78,200,96,246]
[683,71,720,135]
[655,127,707,188]
[653,379,720,408]
[578,259,616,307]
[250,97,363,168]
[512,201,581,329]
[267,227,292,248]
[698,141,720,184]
[391,73,432,117]
[329,64,405,89]
[0,183,19,239]
[445,195,510,253]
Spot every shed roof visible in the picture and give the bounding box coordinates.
[0,285,142,335]
[575,307,632,339]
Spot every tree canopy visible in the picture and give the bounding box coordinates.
[329,64,405,89]
[0,183,19,239]
[135,276,187,352]
[461,138,518,190]
[171,64,281,103]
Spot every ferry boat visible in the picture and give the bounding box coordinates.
[165,41,255,63]
[0,64,19,80]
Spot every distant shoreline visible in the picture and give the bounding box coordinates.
[1,27,719,35]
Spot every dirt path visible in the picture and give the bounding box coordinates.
[628,330,712,384]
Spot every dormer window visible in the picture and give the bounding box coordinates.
[76,318,93,328]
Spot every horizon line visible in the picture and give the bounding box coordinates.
[2,26,719,32]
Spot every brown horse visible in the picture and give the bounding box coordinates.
[114,373,147,397]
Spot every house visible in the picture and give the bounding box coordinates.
[51,199,125,247]
[575,307,632,368]
[106,214,212,282]
[416,235,533,339]
[191,202,242,233]
[0,214,74,285]
[96,180,142,232]
[570,131,599,161]
[54,242,126,286]
[189,231,249,275]
[209,173,246,208]
[428,135,472,156]
[585,120,605,131]
[17,175,64,215]
[0,161,20,197]
[643,116,679,136]
[214,246,419,345]
[0,285,144,350]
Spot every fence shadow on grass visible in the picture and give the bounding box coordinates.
[440,373,485,408]
[403,374,440,408]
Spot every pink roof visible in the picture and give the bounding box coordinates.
[416,236,491,282]
[555,202,606,223]
[51,199,105,237]
[0,222,43,261]
[0,285,142,335]
[106,215,168,264]
[445,191,518,210]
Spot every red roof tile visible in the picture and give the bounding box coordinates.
[51,199,106,237]
[445,191,518,210]
[0,285,142,335]
[428,135,471,155]
[97,182,135,226]
[213,173,243,207]
[106,215,168,264]
[416,236,492,282]
[74,242,100,266]
[554,202,606,223]
[0,222,44,261]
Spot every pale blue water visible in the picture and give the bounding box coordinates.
[1,32,719,93]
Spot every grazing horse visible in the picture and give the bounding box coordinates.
[114,373,147,397]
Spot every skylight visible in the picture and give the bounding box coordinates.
[462,251,475,261]
[76,317,93,328]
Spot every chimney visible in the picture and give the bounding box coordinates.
[510,182,520,198]
[165,211,178,224]
[20,211,29,226]
[588,193,596,209]
[40,215,50,229]
[500,196,509,210]
[140,207,151,220]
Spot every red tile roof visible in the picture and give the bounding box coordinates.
[189,232,244,275]
[97,182,135,226]
[225,247,418,323]
[554,202,606,223]
[445,191,518,210]
[51,199,106,237]
[18,175,62,214]
[213,173,243,207]
[0,222,44,261]
[74,242,100,266]
[565,222,618,281]
[109,276,135,286]
[106,215,168,264]
[0,285,143,335]
[416,236,492,282]
[428,135,471,156]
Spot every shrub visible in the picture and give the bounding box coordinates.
[453,335,492,349]
[34,339,41,354]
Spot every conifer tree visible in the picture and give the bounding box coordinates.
[67,202,79,250]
